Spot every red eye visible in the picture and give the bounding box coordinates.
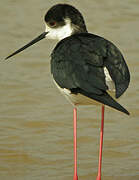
[49,21,56,27]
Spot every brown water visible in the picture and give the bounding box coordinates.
[0,0,139,180]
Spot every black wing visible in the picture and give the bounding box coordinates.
[51,33,130,114]
[103,39,130,98]
[51,33,130,96]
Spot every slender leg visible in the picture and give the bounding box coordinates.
[96,105,105,180]
[73,107,78,180]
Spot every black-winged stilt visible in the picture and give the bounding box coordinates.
[5,4,130,180]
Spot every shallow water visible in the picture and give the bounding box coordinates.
[0,0,139,180]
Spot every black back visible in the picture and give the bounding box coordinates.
[51,33,130,98]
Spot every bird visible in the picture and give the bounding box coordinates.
[5,4,130,180]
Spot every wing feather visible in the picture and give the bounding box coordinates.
[51,33,130,98]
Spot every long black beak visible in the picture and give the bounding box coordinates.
[5,32,48,60]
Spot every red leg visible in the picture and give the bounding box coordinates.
[73,107,78,180]
[96,105,105,180]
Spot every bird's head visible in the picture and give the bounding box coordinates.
[5,4,87,60]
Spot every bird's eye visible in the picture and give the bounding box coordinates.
[48,21,56,27]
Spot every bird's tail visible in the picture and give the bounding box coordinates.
[79,89,130,115]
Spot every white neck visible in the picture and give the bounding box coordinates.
[45,19,73,41]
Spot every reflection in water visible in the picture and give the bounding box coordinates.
[0,0,139,180]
